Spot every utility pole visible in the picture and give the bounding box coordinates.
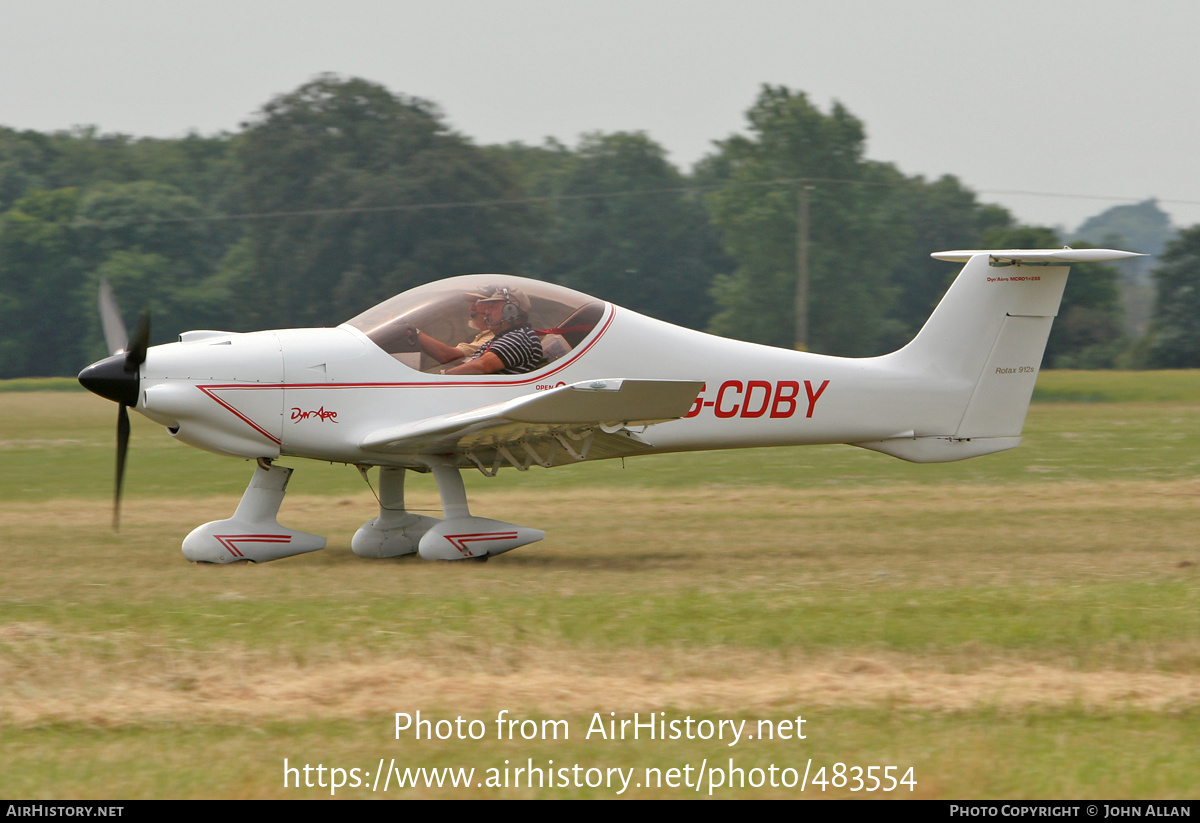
[794,184,813,351]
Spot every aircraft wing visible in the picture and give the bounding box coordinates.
[359,378,703,468]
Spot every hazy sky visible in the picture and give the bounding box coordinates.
[4,0,1198,236]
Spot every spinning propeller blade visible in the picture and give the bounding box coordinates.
[98,278,129,356]
[115,402,131,530]
[79,282,151,530]
[125,309,151,370]
[112,308,149,531]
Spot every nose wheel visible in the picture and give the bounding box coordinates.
[181,459,326,563]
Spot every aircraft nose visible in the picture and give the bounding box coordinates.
[78,353,140,406]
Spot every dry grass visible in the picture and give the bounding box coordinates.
[3,480,1198,729]
[3,645,1200,727]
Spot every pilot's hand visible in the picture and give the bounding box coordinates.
[399,323,419,348]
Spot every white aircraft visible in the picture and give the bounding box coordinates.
[78,248,1140,563]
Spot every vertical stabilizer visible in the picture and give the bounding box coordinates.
[862,249,1141,461]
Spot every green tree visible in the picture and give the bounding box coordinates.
[75,181,231,355]
[704,86,905,355]
[876,175,1013,351]
[509,132,728,330]
[0,127,57,212]
[0,179,234,376]
[483,139,572,288]
[486,138,576,201]
[229,75,543,329]
[121,132,238,213]
[0,189,86,377]
[1145,225,1200,367]
[79,181,212,261]
[16,127,240,219]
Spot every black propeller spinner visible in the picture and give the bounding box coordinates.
[77,281,150,529]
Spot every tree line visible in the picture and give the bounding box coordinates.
[1,75,1195,379]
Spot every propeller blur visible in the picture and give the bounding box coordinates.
[77,279,150,529]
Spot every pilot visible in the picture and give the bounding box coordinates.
[446,286,543,375]
[406,286,543,375]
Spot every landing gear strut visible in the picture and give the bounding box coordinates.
[355,460,544,561]
[182,459,544,563]
[350,467,438,558]
[181,459,326,563]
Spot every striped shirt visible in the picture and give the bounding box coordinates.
[472,325,543,374]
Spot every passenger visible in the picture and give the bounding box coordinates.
[405,286,542,375]
[404,298,494,365]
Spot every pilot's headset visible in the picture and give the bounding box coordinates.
[497,287,521,323]
[472,285,523,326]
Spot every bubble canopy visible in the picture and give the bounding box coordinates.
[344,274,608,373]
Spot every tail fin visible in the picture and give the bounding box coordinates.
[860,248,1141,463]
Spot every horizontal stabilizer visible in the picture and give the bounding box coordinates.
[931,248,1145,264]
[360,378,702,454]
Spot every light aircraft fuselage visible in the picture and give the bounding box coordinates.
[78,248,1141,563]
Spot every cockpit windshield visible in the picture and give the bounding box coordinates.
[344,274,607,374]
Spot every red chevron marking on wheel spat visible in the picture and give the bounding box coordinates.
[442,531,519,557]
[214,534,292,558]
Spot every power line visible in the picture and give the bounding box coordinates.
[979,189,1200,208]
[62,177,1193,230]
[60,177,886,229]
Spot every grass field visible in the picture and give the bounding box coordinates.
[1,371,1198,798]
